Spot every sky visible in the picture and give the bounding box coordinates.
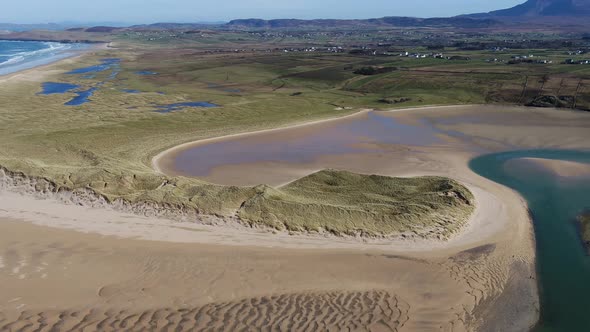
[0,0,525,24]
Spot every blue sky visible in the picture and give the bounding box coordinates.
[1,0,524,24]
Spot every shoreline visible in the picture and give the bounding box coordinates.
[0,41,107,78]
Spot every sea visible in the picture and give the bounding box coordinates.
[0,40,88,75]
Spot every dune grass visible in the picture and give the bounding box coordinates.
[579,211,590,252]
[239,170,474,238]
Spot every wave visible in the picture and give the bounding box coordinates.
[0,42,72,65]
[0,41,84,74]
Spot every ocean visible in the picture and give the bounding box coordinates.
[0,40,87,75]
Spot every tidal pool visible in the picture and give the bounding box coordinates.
[470,150,590,331]
[169,111,442,177]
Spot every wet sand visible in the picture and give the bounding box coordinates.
[506,158,590,178]
[154,105,590,187]
[3,105,590,330]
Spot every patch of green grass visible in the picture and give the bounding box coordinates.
[238,170,474,238]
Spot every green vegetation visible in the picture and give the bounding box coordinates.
[239,170,474,238]
[1,28,589,236]
[578,211,590,252]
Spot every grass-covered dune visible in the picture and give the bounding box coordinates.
[239,170,475,238]
[1,164,475,239]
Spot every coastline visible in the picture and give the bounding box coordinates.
[0,41,106,78]
[0,102,544,331]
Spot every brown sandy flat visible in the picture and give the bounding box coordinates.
[0,218,498,331]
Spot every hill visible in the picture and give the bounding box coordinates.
[469,0,590,17]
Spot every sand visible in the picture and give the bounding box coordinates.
[507,158,590,178]
[0,43,104,84]
[3,105,578,330]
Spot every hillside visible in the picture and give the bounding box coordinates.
[470,0,590,17]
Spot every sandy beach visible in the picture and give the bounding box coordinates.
[0,40,110,79]
[0,178,537,331]
[13,101,590,330]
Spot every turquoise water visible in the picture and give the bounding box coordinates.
[469,150,590,331]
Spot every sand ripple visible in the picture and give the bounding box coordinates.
[0,290,409,332]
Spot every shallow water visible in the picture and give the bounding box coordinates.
[38,82,80,95]
[136,70,157,76]
[65,87,97,106]
[470,150,590,331]
[57,58,121,106]
[172,111,441,177]
[66,58,120,75]
[155,101,218,113]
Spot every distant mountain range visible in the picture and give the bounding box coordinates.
[225,17,498,29]
[0,22,131,32]
[3,1,590,34]
[468,0,590,17]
